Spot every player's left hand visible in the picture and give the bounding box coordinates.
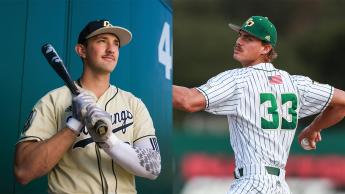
[298,126,322,150]
[85,104,113,147]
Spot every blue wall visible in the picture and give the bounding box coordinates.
[0,0,172,193]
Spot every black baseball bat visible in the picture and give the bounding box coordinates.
[41,44,79,95]
[41,43,108,136]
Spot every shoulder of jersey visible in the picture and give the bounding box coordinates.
[33,86,72,107]
[216,68,238,76]
[227,67,252,77]
[47,85,72,97]
[37,85,72,103]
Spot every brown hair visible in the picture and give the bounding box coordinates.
[267,48,278,62]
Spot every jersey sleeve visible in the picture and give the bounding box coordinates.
[292,75,334,118]
[18,94,57,143]
[132,99,156,143]
[196,70,238,115]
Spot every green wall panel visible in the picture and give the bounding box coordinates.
[129,1,173,193]
[14,0,68,194]
[0,0,27,193]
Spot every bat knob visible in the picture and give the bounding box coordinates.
[94,120,108,135]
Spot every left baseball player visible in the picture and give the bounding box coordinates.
[14,19,161,194]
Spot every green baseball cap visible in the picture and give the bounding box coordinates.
[229,16,277,47]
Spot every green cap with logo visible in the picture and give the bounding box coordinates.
[228,16,277,47]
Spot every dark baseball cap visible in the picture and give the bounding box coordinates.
[78,19,132,47]
[228,16,277,47]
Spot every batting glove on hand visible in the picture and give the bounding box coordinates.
[67,92,96,134]
[85,104,113,148]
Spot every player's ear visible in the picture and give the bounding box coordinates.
[261,43,272,55]
[75,44,86,59]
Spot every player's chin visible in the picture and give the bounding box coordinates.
[96,65,116,74]
[233,53,244,63]
[233,53,240,60]
[103,62,117,71]
[105,67,116,73]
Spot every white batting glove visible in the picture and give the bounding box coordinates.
[67,92,96,134]
[85,104,116,148]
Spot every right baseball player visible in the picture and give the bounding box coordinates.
[173,16,345,193]
[14,19,161,194]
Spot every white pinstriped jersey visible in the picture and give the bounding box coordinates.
[197,63,333,169]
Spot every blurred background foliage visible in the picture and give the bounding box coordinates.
[173,0,345,132]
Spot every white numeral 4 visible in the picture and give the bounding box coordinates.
[158,22,172,80]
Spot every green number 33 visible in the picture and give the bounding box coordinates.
[260,93,298,130]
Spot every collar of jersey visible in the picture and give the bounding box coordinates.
[249,63,277,72]
[74,79,115,102]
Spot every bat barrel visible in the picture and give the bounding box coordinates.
[41,43,79,95]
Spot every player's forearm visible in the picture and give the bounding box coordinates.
[173,85,205,112]
[305,88,345,133]
[306,105,345,133]
[102,135,161,180]
[14,128,76,184]
[173,85,191,111]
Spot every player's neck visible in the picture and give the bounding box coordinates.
[79,73,110,98]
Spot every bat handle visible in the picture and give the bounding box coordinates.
[94,120,108,135]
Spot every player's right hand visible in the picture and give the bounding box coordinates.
[298,126,322,150]
[67,92,96,134]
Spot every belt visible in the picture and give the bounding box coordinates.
[234,166,280,179]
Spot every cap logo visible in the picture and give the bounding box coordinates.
[245,18,255,27]
[103,21,112,27]
[265,35,271,41]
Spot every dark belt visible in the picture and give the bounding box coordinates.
[234,166,280,179]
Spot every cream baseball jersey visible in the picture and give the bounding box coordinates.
[197,63,333,169]
[19,84,156,194]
